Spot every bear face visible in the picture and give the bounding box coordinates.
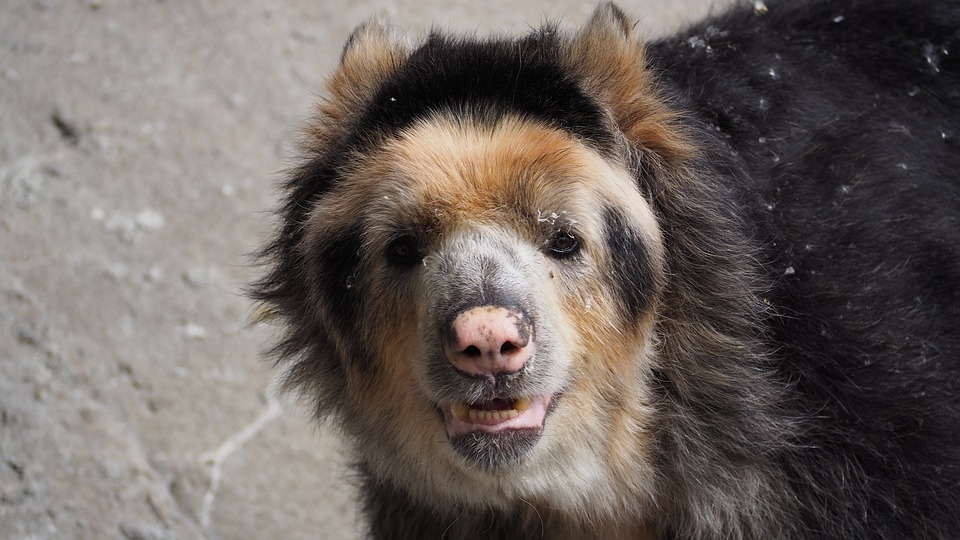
[299,112,666,508]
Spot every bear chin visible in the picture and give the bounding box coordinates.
[449,428,545,469]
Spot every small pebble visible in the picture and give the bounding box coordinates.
[106,262,130,280]
[182,323,207,340]
[144,265,163,282]
[135,209,165,231]
[120,521,172,540]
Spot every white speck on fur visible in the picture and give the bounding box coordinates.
[536,209,563,225]
[783,266,795,276]
[923,42,941,74]
[687,36,712,52]
[767,67,778,80]
[888,122,910,135]
[833,15,844,23]
[753,1,768,15]
[704,25,729,39]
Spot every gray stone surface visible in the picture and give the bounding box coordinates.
[0,1,717,538]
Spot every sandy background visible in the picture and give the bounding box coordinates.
[1,1,717,538]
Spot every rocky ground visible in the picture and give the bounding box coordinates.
[0,1,714,538]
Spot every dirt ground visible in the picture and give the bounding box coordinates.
[1,1,716,538]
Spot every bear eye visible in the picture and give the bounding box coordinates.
[546,231,581,259]
[385,235,423,267]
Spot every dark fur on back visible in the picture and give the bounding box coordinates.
[252,0,960,538]
[649,1,960,536]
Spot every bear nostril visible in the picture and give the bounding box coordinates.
[463,345,482,357]
[500,342,518,354]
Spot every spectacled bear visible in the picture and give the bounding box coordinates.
[251,0,960,538]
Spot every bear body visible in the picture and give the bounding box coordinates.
[253,0,960,538]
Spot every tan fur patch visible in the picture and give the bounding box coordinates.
[351,115,662,243]
[306,19,412,149]
[565,4,695,166]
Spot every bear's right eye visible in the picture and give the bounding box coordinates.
[385,236,423,267]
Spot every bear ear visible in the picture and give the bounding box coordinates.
[566,3,693,164]
[584,1,635,40]
[322,19,413,121]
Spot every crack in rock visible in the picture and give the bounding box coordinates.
[198,393,281,532]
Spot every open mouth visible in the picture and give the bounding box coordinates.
[441,395,554,468]
[451,396,530,423]
[444,395,550,437]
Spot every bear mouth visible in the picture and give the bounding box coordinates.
[441,395,554,468]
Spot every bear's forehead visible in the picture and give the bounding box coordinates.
[344,115,629,222]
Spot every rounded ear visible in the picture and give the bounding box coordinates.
[584,1,636,40]
[566,3,693,164]
[324,19,413,122]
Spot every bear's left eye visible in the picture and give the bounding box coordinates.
[546,231,581,259]
[385,236,423,267]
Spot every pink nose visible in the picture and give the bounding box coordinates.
[443,306,534,377]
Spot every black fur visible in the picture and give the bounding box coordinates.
[310,220,375,373]
[358,465,539,540]
[355,32,617,156]
[603,206,659,320]
[645,0,960,537]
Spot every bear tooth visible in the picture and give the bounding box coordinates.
[513,397,531,412]
[454,399,530,423]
